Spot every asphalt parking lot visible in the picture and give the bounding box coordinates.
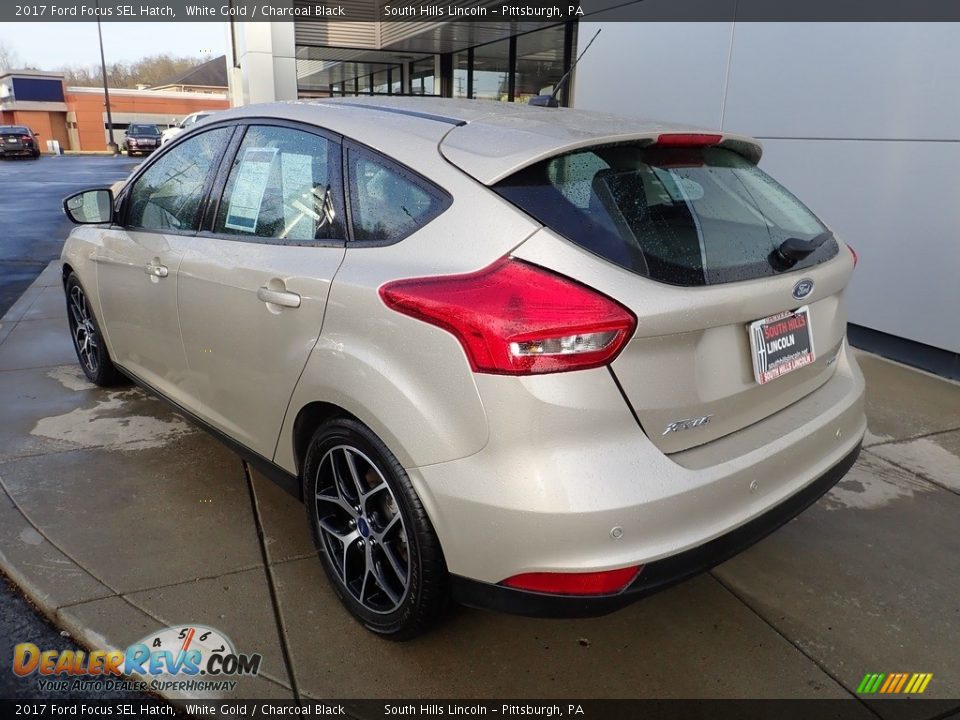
[0,155,138,316]
[0,157,958,714]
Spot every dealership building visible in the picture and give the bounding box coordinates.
[224,17,955,377]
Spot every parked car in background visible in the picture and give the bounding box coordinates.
[122,124,162,157]
[161,111,214,146]
[0,126,41,159]
[60,98,866,639]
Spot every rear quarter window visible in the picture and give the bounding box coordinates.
[495,144,837,286]
[346,146,450,244]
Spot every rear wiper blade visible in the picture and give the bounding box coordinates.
[771,230,833,268]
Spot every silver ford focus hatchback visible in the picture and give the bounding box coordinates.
[61,97,865,639]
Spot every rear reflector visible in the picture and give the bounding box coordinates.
[502,566,642,596]
[848,244,859,267]
[379,258,636,375]
[654,133,723,148]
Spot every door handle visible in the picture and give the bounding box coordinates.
[144,262,168,278]
[257,286,301,308]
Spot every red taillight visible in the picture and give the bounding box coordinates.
[654,132,722,148]
[21,135,32,143]
[848,245,859,267]
[502,566,642,596]
[379,258,636,376]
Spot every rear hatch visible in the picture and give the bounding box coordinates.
[491,138,854,454]
[0,129,26,152]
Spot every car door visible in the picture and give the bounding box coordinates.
[176,122,347,458]
[94,126,233,405]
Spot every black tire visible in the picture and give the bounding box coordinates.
[303,417,448,640]
[65,273,123,387]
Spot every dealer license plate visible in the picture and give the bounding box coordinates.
[748,306,816,385]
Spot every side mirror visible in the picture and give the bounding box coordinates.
[63,188,114,225]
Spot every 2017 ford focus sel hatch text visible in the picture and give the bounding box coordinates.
[60,98,865,639]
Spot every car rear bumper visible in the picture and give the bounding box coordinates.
[409,341,865,600]
[449,439,860,617]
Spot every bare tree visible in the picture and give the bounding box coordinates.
[0,41,21,72]
[60,53,208,89]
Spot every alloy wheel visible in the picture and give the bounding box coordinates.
[313,445,411,614]
[68,285,99,375]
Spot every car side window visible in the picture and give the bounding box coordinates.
[348,148,448,242]
[213,125,345,243]
[127,127,230,232]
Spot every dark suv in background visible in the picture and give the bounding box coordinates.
[123,124,162,157]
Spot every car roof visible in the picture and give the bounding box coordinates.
[208,97,763,186]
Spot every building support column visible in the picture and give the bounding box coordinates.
[227,22,298,105]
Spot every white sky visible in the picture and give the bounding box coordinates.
[0,22,229,70]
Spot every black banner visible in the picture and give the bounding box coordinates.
[5,0,960,23]
[1,700,960,720]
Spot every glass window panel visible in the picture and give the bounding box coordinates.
[350,151,438,242]
[471,38,511,102]
[515,25,567,104]
[372,69,390,94]
[453,51,470,99]
[495,146,834,286]
[127,127,230,232]
[215,125,344,243]
[410,57,436,96]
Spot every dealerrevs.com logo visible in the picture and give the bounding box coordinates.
[13,624,262,693]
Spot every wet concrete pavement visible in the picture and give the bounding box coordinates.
[1,262,958,712]
[0,154,147,701]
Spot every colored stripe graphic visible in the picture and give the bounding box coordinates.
[893,674,909,693]
[857,672,932,694]
[904,674,921,694]
[857,673,880,693]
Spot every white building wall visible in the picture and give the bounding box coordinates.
[574,22,960,355]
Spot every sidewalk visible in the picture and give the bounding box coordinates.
[1,263,959,711]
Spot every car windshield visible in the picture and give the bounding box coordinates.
[495,144,837,286]
[0,126,29,134]
[128,125,159,135]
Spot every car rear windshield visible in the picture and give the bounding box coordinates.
[0,126,28,135]
[128,125,159,135]
[494,144,837,286]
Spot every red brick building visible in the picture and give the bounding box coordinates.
[0,69,229,152]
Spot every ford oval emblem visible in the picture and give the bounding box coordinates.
[793,279,814,300]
